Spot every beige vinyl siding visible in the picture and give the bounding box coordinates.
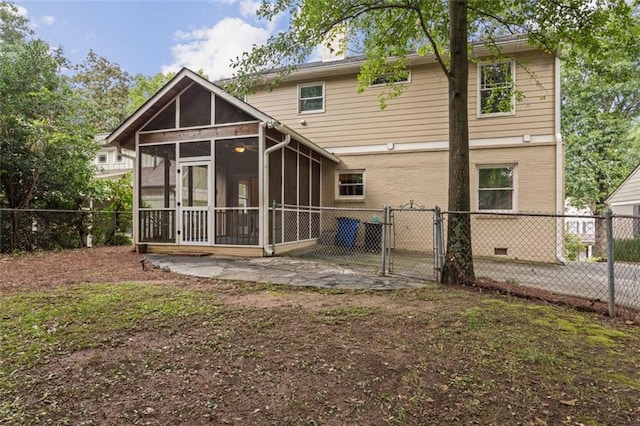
[607,166,640,205]
[611,204,638,239]
[611,204,634,216]
[248,50,555,148]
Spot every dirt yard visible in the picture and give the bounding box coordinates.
[1,247,639,425]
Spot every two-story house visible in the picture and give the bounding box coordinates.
[106,37,563,261]
[244,38,563,262]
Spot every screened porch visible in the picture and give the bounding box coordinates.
[138,137,259,246]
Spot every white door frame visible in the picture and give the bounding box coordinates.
[178,160,212,245]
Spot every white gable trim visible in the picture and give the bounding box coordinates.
[107,68,275,145]
[606,163,640,205]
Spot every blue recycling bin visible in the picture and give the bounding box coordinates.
[336,217,360,248]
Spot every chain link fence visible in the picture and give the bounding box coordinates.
[280,204,640,315]
[0,209,132,253]
[3,206,639,315]
[271,204,387,273]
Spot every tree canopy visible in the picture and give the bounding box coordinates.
[563,8,640,214]
[0,3,96,211]
[70,50,132,133]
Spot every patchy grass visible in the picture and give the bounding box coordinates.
[1,282,639,425]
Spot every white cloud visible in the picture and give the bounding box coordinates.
[238,0,261,18]
[41,15,55,26]
[162,17,271,80]
[212,0,263,18]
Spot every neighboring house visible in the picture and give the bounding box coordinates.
[107,38,563,260]
[564,203,595,245]
[94,133,135,180]
[564,201,595,259]
[239,37,564,262]
[606,164,640,239]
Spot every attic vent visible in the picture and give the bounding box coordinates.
[494,248,508,256]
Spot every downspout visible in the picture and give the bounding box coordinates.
[262,119,291,256]
[555,54,567,264]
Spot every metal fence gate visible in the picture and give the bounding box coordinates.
[273,202,442,281]
[386,204,441,281]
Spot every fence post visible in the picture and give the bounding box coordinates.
[606,208,615,317]
[434,206,444,282]
[381,206,389,276]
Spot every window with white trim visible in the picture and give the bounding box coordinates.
[336,170,364,200]
[478,165,516,211]
[98,153,108,164]
[114,153,124,163]
[298,82,324,113]
[478,61,514,116]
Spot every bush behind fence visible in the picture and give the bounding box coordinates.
[0,209,133,253]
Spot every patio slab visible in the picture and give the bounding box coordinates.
[146,254,432,290]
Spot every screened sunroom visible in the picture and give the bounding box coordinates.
[106,68,339,256]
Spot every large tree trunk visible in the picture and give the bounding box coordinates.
[441,0,475,284]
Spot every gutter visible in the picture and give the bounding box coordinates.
[115,144,136,162]
[555,54,567,264]
[218,38,535,86]
[262,120,291,256]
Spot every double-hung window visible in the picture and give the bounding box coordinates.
[336,171,365,200]
[98,153,108,164]
[479,61,515,116]
[478,166,516,211]
[298,82,324,113]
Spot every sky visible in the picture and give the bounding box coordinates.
[12,0,287,80]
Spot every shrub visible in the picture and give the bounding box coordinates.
[613,238,640,262]
[564,232,585,261]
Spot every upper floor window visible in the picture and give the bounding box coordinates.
[114,153,124,163]
[478,165,516,211]
[298,82,325,113]
[98,153,108,164]
[478,61,515,116]
[370,71,411,86]
[336,170,364,200]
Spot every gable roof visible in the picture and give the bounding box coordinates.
[216,36,543,86]
[606,163,640,205]
[107,68,339,163]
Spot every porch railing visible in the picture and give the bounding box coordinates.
[139,209,176,243]
[215,208,259,245]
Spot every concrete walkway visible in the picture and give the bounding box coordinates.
[147,254,431,290]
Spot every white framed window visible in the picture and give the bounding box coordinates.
[298,82,325,113]
[98,153,108,164]
[336,170,365,200]
[478,60,515,117]
[478,165,516,211]
[114,152,124,163]
[370,71,411,86]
